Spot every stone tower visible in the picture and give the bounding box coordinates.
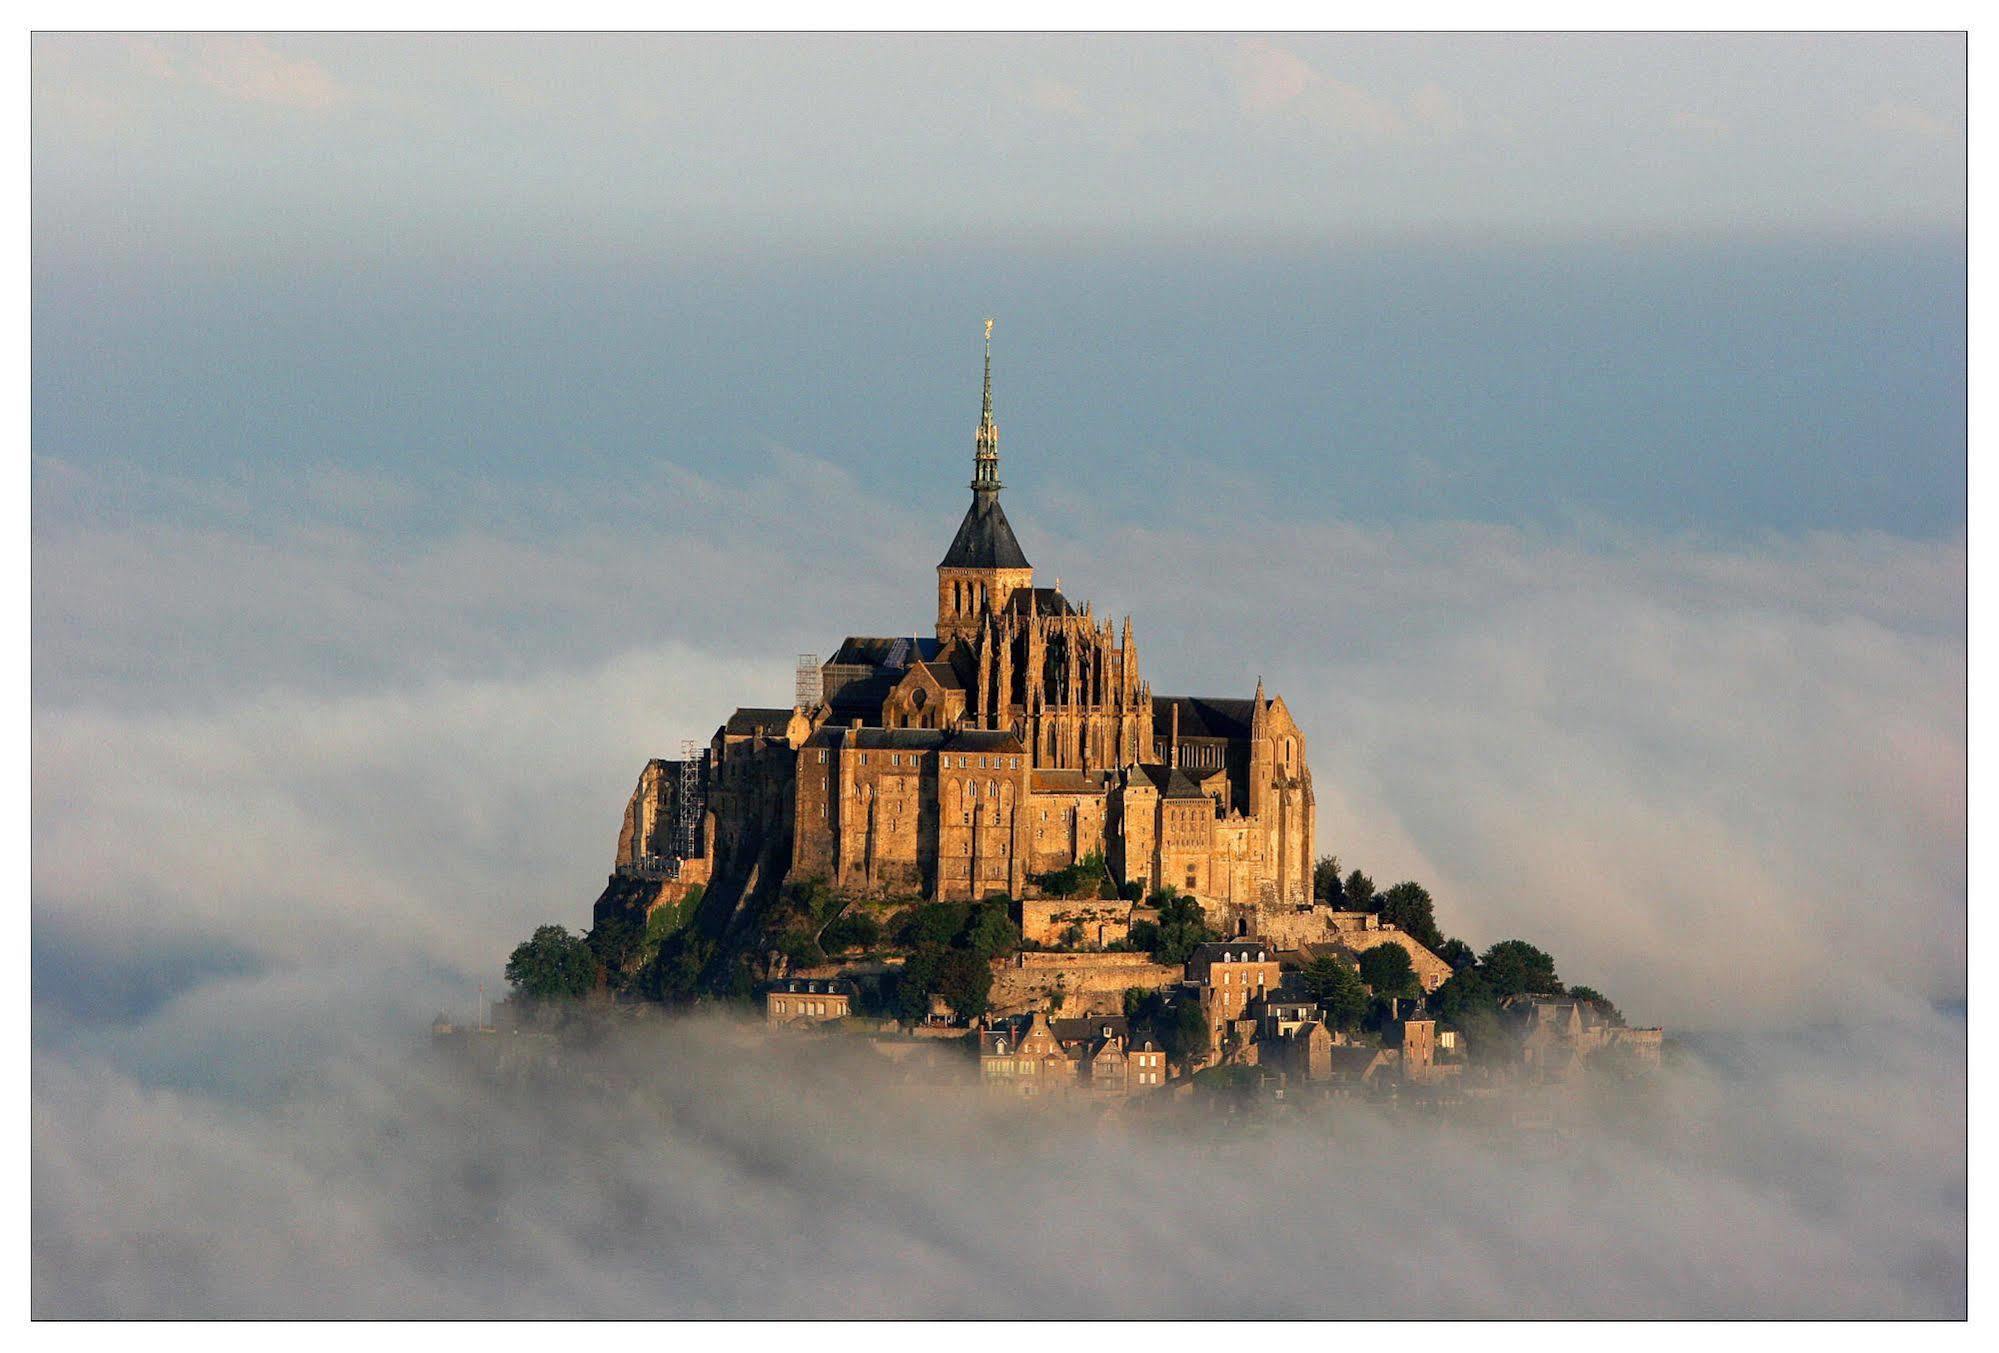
[937,320,1032,641]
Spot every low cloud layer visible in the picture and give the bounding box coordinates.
[31,450,1963,1315]
[33,452,1964,1028]
[33,1011,1965,1318]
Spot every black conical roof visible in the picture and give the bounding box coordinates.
[939,490,1031,570]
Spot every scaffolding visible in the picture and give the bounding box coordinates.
[795,653,822,709]
[674,738,704,858]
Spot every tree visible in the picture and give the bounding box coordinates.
[1436,937,1477,971]
[1480,939,1563,997]
[895,901,970,949]
[1377,881,1444,951]
[1568,985,1626,1026]
[586,913,644,987]
[962,901,1019,962]
[1357,943,1418,999]
[1342,869,1377,911]
[1312,854,1344,905]
[820,910,882,954]
[1299,954,1369,1030]
[1163,998,1211,1066]
[935,949,994,1020]
[1148,891,1214,967]
[505,925,597,1001]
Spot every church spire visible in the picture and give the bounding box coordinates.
[973,318,1000,493]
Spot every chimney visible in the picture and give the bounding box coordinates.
[1169,701,1180,768]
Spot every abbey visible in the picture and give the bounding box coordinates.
[616,325,1316,909]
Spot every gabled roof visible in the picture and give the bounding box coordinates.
[939,492,1031,570]
[1137,764,1223,799]
[1051,1016,1131,1045]
[1153,695,1259,741]
[917,660,965,692]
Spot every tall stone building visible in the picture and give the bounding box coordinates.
[616,323,1316,908]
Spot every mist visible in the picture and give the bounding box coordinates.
[32,1007,1964,1319]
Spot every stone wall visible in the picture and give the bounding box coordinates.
[988,951,1183,1018]
[1019,898,1132,947]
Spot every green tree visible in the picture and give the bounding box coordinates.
[935,948,994,1020]
[1568,985,1626,1026]
[1148,890,1215,966]
[1163,998,1211,1066]
[505,924,597,1001]
[1343,869,1377,911]
[1299,954,1369,1030]
[820,910,882,954]
[586,913,644,987]
[1480,939,1563,997]
[964,901,1020,962]
[1312,854,1344,904]
[895,901,970,949]
[1357,943,1418,999]
[1435,937,1477,971]
[1376,881,1444,950]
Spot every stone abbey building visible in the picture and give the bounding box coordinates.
[615,326,1316,909]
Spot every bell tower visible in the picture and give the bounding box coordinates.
[937,319,1032,640]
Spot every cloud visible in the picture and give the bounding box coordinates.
[1868,99,1960,141]
[27,451,1964,1318]
[122,35,352,111]
[1226,40,1488,145]
[30,454,1964,1031]
[31,1008,1965,1317]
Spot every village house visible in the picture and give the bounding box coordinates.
[764,978,856,1027]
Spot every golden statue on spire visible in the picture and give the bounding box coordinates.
[984,317,994,342]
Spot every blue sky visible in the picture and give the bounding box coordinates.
[33,33,1966,540]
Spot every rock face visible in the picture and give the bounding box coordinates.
[616,759,672,868]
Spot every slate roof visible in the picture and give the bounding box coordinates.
[1051,1016,1132,1045]
[1325,1046,1390,1078]
[800,726,1027,755]
[1152,695,1259,741]
[828,636,945,668]
[1191,940,1275,964]
[1003,586,1076,618]
[723,707,794,737]
[826,673,896,720]
[1136,764,1224,799]
[764,977,858,997]
[918,660,965,691]
[939,492,1031,570]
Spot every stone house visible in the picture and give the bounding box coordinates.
[764,978,855,1026]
